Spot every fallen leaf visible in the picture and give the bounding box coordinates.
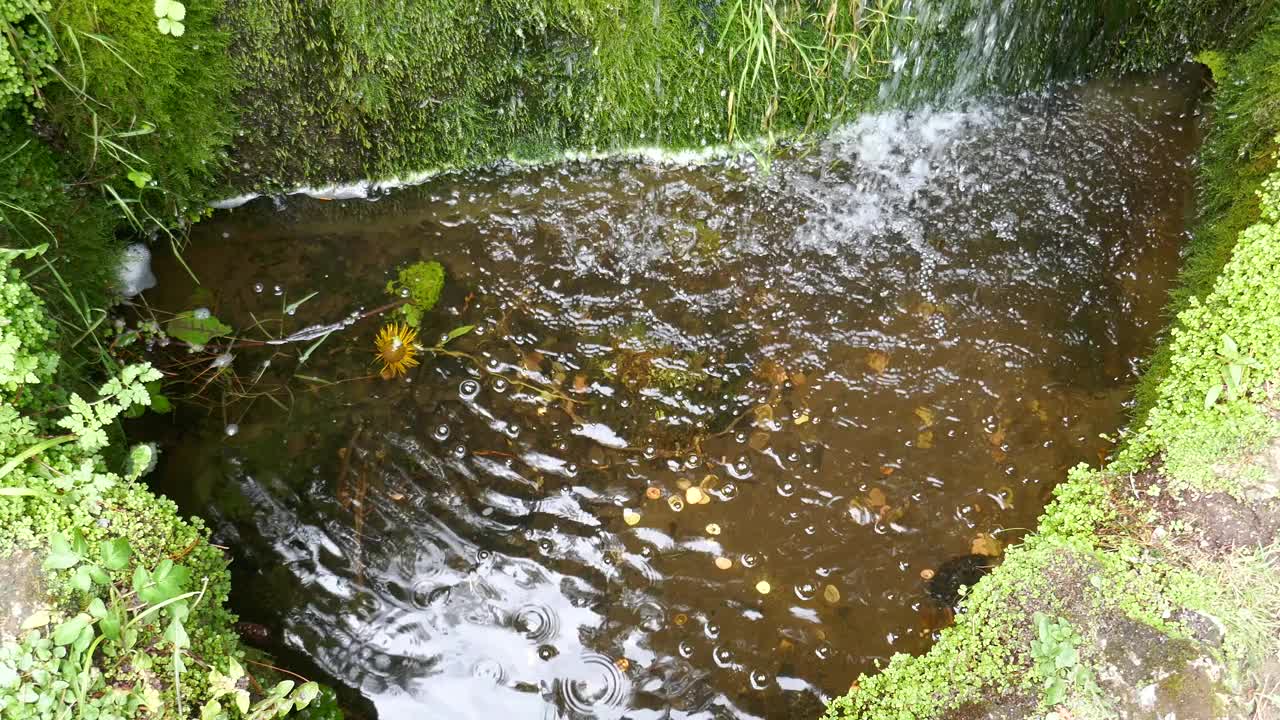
[971,533,1003,557]
[866,350,890,374]
[573,375,589,394]
[748,431,770,451]
[756,580,772,595]
[920,568,935,580]
[614,657,630,672]
[823,584,841,604]
[715,557,733,570]
[623,510,642,526]
[880,465,895,477]
[673,613,688,626]
[867,488,887,508]
[914,406,936,427]
[753,404,774,427]
[989,426,1007,447]
[790,372,807,386]
[794,413,810,425]
[21,610,51,630]
[917,431,934,449]
[645,487,663,500]
[686,487,706,505]
[706,523,722,536]
[667,496,685,512]
[699,475,720,490]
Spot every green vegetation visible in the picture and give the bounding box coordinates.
[1029,612,1096,708]
[3,1,1279,718]
[385,260,444,328]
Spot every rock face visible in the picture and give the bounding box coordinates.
[1095,615,1227,719]
[0,551,49,644]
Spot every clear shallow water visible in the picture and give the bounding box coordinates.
[140,67,1204,719]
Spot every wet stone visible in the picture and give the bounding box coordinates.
[0,551,49,644]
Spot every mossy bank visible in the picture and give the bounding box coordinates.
[2,1,1279,719]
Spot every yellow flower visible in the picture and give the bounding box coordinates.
[374,322,420,379]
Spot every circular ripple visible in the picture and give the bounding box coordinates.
[556,653,630,716]
[410,579,452,609]
[471,658,508,685]
[512,604,560,643]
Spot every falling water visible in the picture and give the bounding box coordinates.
[880,0,1136,106]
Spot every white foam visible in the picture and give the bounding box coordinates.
[116,242,157,297]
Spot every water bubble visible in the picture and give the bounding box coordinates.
[642,446,656,460]
[192,307,211,320]
[459,379,481,399]
[741,553,760,568]
[492,377,509,393]
[400,287,411,298]
[794,582,817,601]
[210,353,234,369]
[502,423,521,439]
[432,424,451,441]
[636,602,665,632]
[272,285,283,296]
[776,481,796,497]
[486,358,502,372]
[471,658,507,684]
[253,282,264,293]
[815,644,834,660]
[224,424,239,437]
[685,454,700,469]
[749,670,772,690]
[677,640,695,659]
[538,645,559,661]
[564,463,579,478]
[717,482,739,501]
[452,444,467,458]
[703,623,720,640]
[712,646,734,668]
[538,539,554,553]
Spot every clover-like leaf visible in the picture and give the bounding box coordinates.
[43,532,81,570]
[52,614,90,646]
[100,538,132,571]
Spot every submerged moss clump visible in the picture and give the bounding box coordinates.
[385,260,444,328]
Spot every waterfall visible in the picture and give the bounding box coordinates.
[880,0,1135,107]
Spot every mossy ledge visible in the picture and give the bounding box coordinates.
[823,16,1280,719]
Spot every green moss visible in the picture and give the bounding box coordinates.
[385,260,444,328]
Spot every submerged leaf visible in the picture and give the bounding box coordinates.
[166,310,232,345]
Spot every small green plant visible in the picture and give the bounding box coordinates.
[384,260,444,328]
[1203,334,1264,409]
[153,0,186,37]
[1030,612,1096,708]
[0,532,321,718]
